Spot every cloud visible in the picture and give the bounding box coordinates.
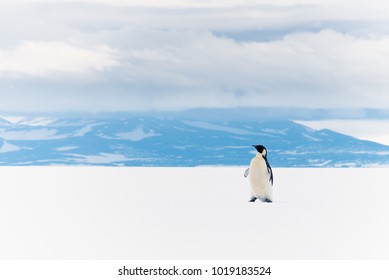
[107,29,389,109]
[2,29,389,112]
[0,41,119,76]
[1,1,389,112]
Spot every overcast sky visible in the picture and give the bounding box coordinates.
[1,0,389,113]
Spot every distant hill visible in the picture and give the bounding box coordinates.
[0,116,388,167]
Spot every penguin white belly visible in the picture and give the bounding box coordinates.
[249,157,273,201]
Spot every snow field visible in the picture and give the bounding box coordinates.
[0,167,388,259]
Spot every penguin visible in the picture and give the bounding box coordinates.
[244,145,273,203]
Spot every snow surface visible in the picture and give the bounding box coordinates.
[115,126,160,141]
[55,146,79,151]
[74,123,103,137]
[1,117,389,167]
[67,153,135,164]
[0,141,20,153]
[296,119,389,146]
[1,167,389,259]
[183,120,260,135]
[0,128,64,140]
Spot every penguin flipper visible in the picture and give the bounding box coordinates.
[269,167,273,186]
[263,156,273,185]
[244,168,250,178]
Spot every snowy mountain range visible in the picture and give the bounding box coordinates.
[0,115,389,167]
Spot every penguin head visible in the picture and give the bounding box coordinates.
[253,144,267,156]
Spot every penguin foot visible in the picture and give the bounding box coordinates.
[260,197,272,203]
[249,197,257,202]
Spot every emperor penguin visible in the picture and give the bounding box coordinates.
[244,145,273,203]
